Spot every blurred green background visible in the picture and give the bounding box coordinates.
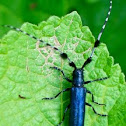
[0,0,126,76]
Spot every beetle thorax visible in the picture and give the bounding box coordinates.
[72,69,84,87]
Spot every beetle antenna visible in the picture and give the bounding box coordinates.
[2,25,76,69]
[97,0,112,42]
[82,0,112,69]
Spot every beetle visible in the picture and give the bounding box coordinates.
[2,0,112,125]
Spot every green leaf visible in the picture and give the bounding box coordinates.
[0,11,125,126]
[108,87,126,126]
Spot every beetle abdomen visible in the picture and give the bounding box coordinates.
[70,87,86,126]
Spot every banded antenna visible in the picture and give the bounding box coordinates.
[2,0,112,70]
[82,0,112,69]
[91,0,112,58]
[2,25,76,69]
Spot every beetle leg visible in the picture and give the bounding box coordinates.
[85,77,109,84]
[50,67,72,82]
[86,102,107,116]
[86,90,105,106]
[42,88,71,100]
[57,104,70,126]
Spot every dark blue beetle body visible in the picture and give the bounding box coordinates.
[70,87,86,126]
[70,69,86,126]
